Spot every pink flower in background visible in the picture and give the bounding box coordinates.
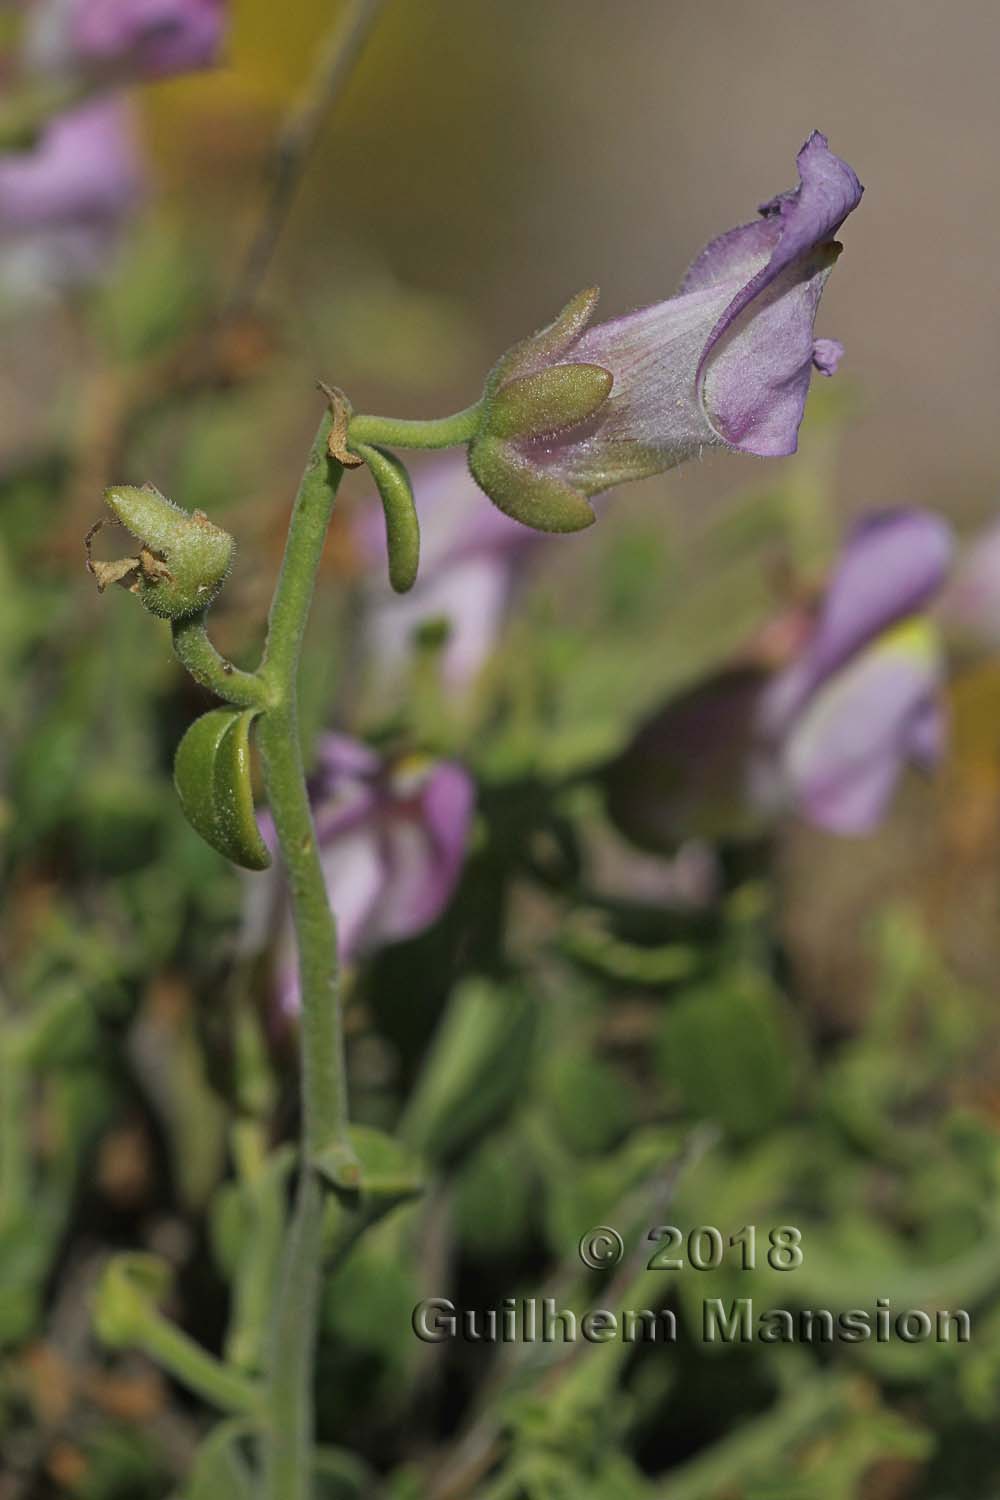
[753,509,953,835]
[0,95,142,287]
[356,451,553,691]
[256,734,475,1011]
[67,0,226,79]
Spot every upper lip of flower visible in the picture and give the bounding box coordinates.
[691,132,863,446]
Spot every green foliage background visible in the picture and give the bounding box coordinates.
[4,4,1000,1497]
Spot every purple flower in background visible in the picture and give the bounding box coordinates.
[356,451,552,691]
[258,734,475,1011]
[0,95,142,287]
[67,0,226,79]
[753,509,953,835]
[938,519,1000,652]
[470,133,862,529]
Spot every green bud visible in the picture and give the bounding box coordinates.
[468,435,595,533]
[350,441,421,594]
[101,485,235,621]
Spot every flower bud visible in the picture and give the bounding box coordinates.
[101,484,235,619]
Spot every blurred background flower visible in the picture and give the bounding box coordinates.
[255,732,474,1010]
[0,95,142,291]
[353,450,554,694]
[753,509,953,834]
[65,0,227,81]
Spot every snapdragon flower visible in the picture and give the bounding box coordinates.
[469,132,863,531]
[753,509,953,835]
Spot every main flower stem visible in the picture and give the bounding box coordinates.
[255,412,349,1499]
[258,413,349,1160]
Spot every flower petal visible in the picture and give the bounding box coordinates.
[70,0,226,78]
[781,620,944,835]
[319,827,386,965]
[938,518,1000,651]
[0,96,141,231]
[696,132,863,455]
[760,509,954,737]
[534,277,742,492]
[371,761,475,945]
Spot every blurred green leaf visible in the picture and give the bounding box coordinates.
[657,972,798,1139]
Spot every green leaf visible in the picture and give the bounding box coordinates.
[184,1420,257,1500]
[92,1253,173,1347]
[657,972,797,1139]
[399,979,538,1162]
[314,1125,424,1206]
[174,708,271,871]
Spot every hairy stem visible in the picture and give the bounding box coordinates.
[260,1171,326,1498]
[256,413,349,1500]
[347,402,482,451]
[171,614,270,708]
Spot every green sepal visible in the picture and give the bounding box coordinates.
[469,435,595,534]
[174,707,272,871]
[93,1253,173,1348]
[314,1124,425,1208]
[350,441,420,594]
[488,286,600,390]
[488,362,612,441]
[104,484,235,621]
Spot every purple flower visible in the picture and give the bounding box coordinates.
[257,734,475,1010]
[356,451,551,691]
[67,0,226,80]
[753,509,953,835]
[0,95,142,287]
[470,133,862,530]
[938,519,1000,652]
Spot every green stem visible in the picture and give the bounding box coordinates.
[347,402,482,452]
[172,614,270,708]
[0,1047,29,1230]
[132,1310,260,1415]
[255,412,351,1500]
[257,417,349,1159]
[261,1171,326,1498]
